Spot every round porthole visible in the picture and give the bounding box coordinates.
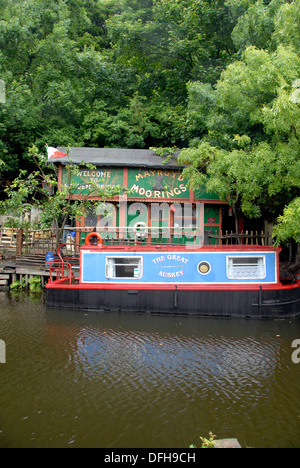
[198,261,211,275]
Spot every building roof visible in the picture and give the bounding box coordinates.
[51,147,181,169]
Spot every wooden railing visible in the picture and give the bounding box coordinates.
[0,226,274,257]
[208,230,273,246]
[63,226,205,251]
[0,228,18,251]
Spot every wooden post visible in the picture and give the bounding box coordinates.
[16,228,23,256]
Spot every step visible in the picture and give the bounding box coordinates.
[0,274,10,280]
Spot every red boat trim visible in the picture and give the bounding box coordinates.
[46,279,300,292]
[80,244,280,253]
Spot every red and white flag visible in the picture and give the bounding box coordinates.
[47,146,67,160]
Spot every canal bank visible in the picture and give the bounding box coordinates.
[0,255,56,292]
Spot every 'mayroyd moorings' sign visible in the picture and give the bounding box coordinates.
[62,166,219,200]
[129,168,187,199]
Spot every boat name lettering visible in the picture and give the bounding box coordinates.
[158,270,184,278]
[152,255,189,265]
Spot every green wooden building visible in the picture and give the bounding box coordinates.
[52,147,229,245]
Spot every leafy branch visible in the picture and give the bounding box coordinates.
[1,145,128,249]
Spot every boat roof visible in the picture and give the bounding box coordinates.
[80,244,280,253]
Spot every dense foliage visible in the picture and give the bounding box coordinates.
[0,0,299,243]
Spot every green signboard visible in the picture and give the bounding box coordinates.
[62,167,123,195]
[62,166,220,201]
[128,169,219,200]
[194,186,220,201]
[128,168,189,199]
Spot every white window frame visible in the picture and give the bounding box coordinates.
[226,255,266,280]
[105,256,143,280]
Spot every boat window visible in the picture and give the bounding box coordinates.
[106,257,143,279]
[227,256,266,280]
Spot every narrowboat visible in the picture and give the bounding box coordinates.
[46,233,300,319]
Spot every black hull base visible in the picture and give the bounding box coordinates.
[46,286,300,319]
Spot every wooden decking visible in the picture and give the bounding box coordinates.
[0,255,56,291]
[0,253,80,291]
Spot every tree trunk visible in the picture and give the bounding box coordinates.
[55,213,71,251]
[232,205,241,244]
[16,228,23,256]
[296,243,300,267]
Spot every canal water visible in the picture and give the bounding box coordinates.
[0,292,300,448]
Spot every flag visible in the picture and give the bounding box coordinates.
[47,146,67,160]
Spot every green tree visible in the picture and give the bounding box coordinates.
[273,197,300,245]
[176,140,282,234]
[0,0,120,178]
[107,0,236,104]
[1,146,126,247]
[231,0,285,53]
[273,0,300,51]
[168,1,300,236]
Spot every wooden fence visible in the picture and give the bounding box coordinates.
[0,228,56,256]
[208,230,273,246]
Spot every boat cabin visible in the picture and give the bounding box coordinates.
[79,243,279,286]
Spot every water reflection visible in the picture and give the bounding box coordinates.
[0,292,300,448]
[71,326,279,395]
